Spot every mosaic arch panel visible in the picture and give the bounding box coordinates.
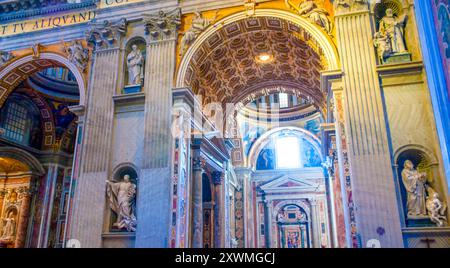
[0,53,86,107]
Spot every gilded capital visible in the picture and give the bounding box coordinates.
[86,18,127,50]
[143,8,181,42]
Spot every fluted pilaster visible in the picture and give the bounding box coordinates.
[142,39,177,168]
[335,8,403,247]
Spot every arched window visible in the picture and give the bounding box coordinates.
[255,131,322,170]
[275,136,301,169]
[0,95,41,147]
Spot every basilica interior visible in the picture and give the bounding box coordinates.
[0,0,449,248]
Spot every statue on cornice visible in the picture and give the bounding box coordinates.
[63,40,89,72]
[285,0,333,35]
[379,8,407,53]
[126,44,144,85]
[401,160,427,218]
[374,8,408,62]
[106,174,137,232]
[0,51,14,68]
[180,11,217,56]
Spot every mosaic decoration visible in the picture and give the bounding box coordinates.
[0,59,56,107]
[170,138,180,248]
[255,135,321,170]
[329,135,347,247]
[432,0,450,96]
[234,189,244,247]
[335,91,361,248]
[169,114,190,248]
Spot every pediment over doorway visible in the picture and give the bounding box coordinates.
[258,173,322,194]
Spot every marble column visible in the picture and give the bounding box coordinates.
[263,199,272,248]
[68,18,127,248]
[63,105,85,247]
[171,90,194,248]
[14,187,31,248]
[334,3,403,247]
[37,164,58,248]
[235,167,253,248]
[0,189,5,218]
[135,9,180,248]
[310,199,320,248]
[191,153,204,248]
[212,171,224,248]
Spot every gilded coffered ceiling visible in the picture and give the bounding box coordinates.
[184,16,326,107]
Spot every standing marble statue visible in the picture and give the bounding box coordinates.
[106,174,137,232]
[126,45,144,85]
[378,8,408,54]
[0,211,16,242]
[401,160,427,217]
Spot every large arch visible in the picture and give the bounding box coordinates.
[0,146,45,176]
[0,52,86,108]
[176,8,340,89]
[247,126,323,169]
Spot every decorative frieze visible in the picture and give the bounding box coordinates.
[86,18,127,50]
[143,9,181,42]
[335,0,368,13]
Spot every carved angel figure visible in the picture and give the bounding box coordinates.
[179,11,217,56]
[64,40,89,71]
[106,175,137,232]
[426,188,447,227]
[285,0,333,34]
[373,31,391,63]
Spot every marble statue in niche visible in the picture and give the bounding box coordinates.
[106,174,137,232]
[401,160,427,218]
[180,11,217,56]
[426,187,447,227]
[126,44,144,86]
[0,210,16,243]
[374,8,409,63]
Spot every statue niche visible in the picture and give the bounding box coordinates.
[123,39,146,94]
[374,5,411,64]
[106,174,137,232]
[0,208,18,245]
[400,159,447,227]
